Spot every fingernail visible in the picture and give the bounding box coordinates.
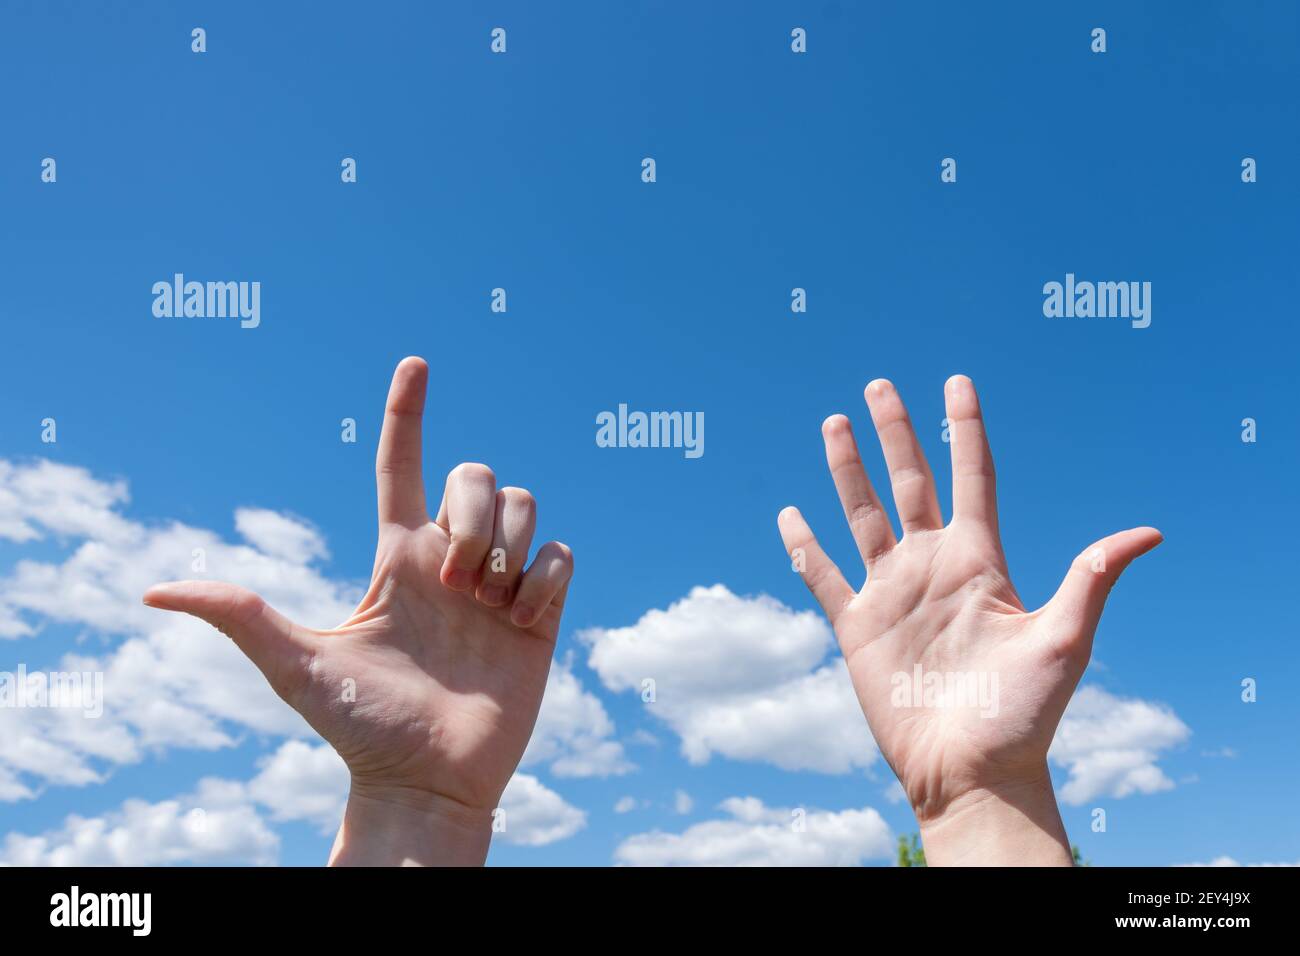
[480,584,508,606]
[445,567,475,591]
[511,604,535,627]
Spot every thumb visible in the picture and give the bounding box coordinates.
[143,581,315,701]
[1043,527,1164,648]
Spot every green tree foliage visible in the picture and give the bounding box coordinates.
[897,834,927,867]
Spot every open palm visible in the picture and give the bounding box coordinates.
[144,358,573,829]
[779,376,1161,825]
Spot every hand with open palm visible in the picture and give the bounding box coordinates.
[144,357,573,865]
[778,376,1161,865]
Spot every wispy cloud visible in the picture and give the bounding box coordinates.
[615,797,893,867]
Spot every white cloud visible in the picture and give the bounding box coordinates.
[581,585,876,774]
[1050,686,1191,805]
[0,460,136,551]
[0,461,360,798]
[673,789,693,814]
[237,741,586,848]
[614,796,639,814]
[1179,856,1299,868]
[0,741,342,867]
[521,658,633,778]
[246,740,349,833]
[614,796,893,866]
[0,777,279,866]
[497,773,587,847]
[0,737,589,864]
[234,508,328,564]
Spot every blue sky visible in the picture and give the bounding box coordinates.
[0,1,1297,866]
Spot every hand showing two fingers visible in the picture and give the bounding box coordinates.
[144,357,574,844]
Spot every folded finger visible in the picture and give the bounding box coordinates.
[512,541,575,629]
[436,463,498,591]
[476,487,537,607]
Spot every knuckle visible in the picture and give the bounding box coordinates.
[847,501,881,528]
[225,588,265,627]
[377,455,418,477]
[803,566,831,592]
[451,530,492,552]
[890,465,929,486]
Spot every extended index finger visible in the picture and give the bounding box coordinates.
[376,356,430,528]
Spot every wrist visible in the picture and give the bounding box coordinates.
[914,767,1073,867]
[328,783,495,866]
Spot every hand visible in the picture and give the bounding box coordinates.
[778,376,1161,866]
[143,357,574,865]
